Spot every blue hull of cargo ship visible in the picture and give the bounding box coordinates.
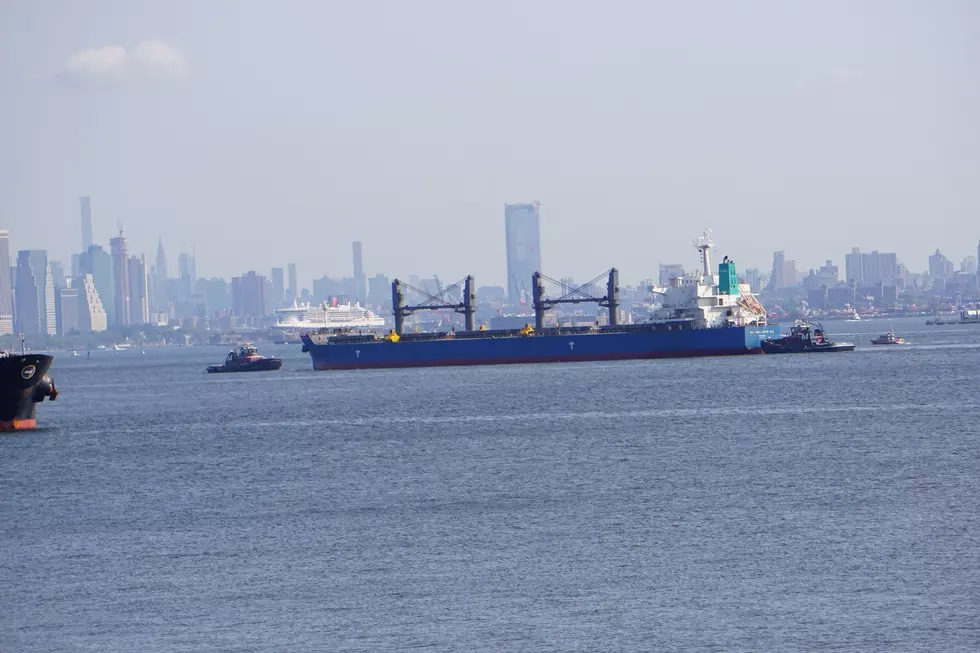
[300,325,779,371]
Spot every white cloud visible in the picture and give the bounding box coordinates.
[132,40,190,79]
[65,45,129,84]
[60,40,189,87]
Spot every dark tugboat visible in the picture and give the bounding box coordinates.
[1,338,58,430]
[761,321,855,354]
[207,343,282,373]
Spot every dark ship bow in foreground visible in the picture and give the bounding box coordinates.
[1,352,58,430]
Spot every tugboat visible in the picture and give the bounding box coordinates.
[0,338,58,430]
[870,329,906,345]
[761,321,855,354]
[207,343,282,374]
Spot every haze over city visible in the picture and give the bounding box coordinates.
[2,0,978,284]
[5,6,980,649]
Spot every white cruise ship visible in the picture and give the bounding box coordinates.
[269,301,387,341]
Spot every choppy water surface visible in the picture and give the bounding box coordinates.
[2,317,979,651]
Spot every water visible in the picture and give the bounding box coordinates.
[3,317,979,651]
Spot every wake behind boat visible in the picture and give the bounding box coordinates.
[761,321,855,354]
[207,343,282,373]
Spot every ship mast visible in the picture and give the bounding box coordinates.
[694,229,714,281]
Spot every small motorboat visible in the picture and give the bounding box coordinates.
[871,330,906,345]
[207,343,283,373]
[762,321,855,354]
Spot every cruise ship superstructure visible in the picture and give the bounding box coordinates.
[269,301,386,342]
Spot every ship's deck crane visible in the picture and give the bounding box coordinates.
[531,268,620,330]
[391,276,476,335]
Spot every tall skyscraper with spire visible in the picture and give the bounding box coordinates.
[178,248,196,300]
[155,237,168,279]
[80,196,93,252]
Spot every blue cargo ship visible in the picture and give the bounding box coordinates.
[301,323,777,370]
[300,231,776,371]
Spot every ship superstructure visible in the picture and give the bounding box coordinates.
[649,230,767,328]
[269,301,386,341]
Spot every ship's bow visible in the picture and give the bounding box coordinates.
[0,354,57,430]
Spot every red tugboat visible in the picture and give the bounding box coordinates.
[207,343,282,373]
[761,321,855,354]
[0,343,58,430]
[870,329,906,345]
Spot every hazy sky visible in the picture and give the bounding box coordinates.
[2,0,978,286]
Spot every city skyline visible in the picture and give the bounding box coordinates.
[2,211,978,297]
[5,191,980,288]
[1,209,978,338]
[2,2,978,285]
[3,193,977,298]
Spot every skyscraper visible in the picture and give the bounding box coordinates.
[43,262,56,335]
[845,248,899,285]
[504,202,542,303]
[128,254,149,324]
[81,245,114,325]
[352,241,366,304]
[76,273,107,332]
[155,237,168,311]
[178,251,196,299]
[110,231,131,326]
[231,271,267,318]
[57,280,80,335]
[49,260,66,289]
[928,249,953,280]
[155,238,168,279]
[767,251,785,290]
[0,231,12,334]
[785,259,798,287]
[742,268,761,292]
[961,255,978,275]
[287,263,297,301]
[80,196,93,252]
[271,267,285,307]
[15,250,54,336]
